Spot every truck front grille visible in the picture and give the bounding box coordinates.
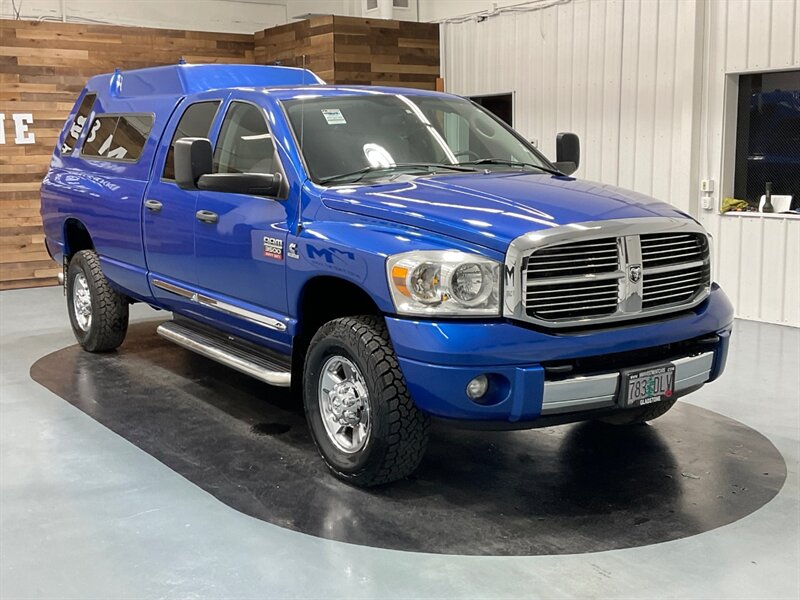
[508,219,712,328]
[525,239,620,321]
[640,233,710,310]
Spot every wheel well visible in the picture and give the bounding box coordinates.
[63,219,94,260]
[292,277,381,376]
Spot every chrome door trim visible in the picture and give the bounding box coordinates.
[152,279,287,332]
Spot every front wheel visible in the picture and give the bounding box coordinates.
[66,250,129,352]
[303,316,430,487]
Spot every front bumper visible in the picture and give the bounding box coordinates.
[387,285,733,424]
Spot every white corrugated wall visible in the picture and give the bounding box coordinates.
[698,0,800,326]
[441,0,799,326]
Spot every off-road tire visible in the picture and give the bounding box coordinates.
[303,315,430,487]
[66,250,129,352]
[598,397,678,425]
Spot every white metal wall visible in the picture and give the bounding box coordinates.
[442,0,800,326]
[697,0,800,326]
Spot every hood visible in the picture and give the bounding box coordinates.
[320,172,692,253]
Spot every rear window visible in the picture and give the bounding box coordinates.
[61,93,96,155]
[81,113,154,162]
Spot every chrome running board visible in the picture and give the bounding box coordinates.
[157,320,291,387]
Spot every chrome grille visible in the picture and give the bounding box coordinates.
[525,239,620,321]
[506,218,712,328]
[641,233,710,310]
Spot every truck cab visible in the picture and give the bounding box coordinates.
[41,64,734,486]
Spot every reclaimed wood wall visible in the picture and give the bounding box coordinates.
[0,19,254,290]
[255,16,440,90]
[0,15,439,291]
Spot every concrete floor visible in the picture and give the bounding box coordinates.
[1,286,798,599]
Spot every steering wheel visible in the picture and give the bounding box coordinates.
[452,150,482,162]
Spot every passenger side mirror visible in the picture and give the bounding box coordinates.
[175,137,213,189]
[197,172,283,197]
[554,132,580,176]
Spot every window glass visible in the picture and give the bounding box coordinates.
[61,93,96,154]
[213,102,275,175]
[163,101,220,180]
[733,70,800,211]
[282,94,547,183]
[81,114,153,161]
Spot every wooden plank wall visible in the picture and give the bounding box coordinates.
[255,16,440,90]
[0,19,254,290]
[0,15,438,291]
[254,16,336,83]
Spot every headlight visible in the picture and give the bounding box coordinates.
[386,250,501,316]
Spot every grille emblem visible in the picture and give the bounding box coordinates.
[628,265,642,283]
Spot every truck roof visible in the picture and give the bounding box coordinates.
[85,64,325,99]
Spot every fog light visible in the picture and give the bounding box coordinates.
[466,374,489,400]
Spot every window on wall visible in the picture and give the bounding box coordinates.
[733,70,800,212]
[469,94,513,127]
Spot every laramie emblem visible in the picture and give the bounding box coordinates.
[628,265,642,283]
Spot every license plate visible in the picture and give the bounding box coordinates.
[620,364,676,407]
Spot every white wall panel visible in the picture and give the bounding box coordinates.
[698,0,800,326]
[442,0,799,326]
[443,0,699,210]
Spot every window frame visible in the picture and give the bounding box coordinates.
[61,92,97,156]
[78,111,156,164]
[210,99,288,200]
[161,99,223,182]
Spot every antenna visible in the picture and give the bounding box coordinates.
[299,54,307,152]
[295,54,308,236]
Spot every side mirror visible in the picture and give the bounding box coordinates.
[175,137,213,189]
[554,132,580,175]
[197,172,283,197]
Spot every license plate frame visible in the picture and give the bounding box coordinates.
[619,363,676,408]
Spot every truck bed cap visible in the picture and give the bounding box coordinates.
[86,64,324,98]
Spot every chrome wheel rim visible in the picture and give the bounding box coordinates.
[72,273,92,332]
[318,355,371,454]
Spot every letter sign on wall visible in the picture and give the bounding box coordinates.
[0,113,36,145]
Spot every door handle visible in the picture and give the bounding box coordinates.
[195,210,219,224]
[144,199,163,212]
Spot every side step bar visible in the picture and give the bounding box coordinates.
[157,320,292,387]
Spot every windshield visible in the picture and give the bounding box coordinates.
[282,93,552,184]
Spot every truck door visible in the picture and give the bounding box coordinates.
[193,100,291,339]
[143,100,221,311]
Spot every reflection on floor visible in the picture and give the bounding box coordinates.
[1,287,799,599]
[30,321,786,555]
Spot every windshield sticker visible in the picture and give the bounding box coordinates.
[321,108,346,125]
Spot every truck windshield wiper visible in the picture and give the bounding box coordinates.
[319,163,477,185]
[460,158,564,176]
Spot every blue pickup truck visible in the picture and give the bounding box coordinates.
[41,64,733,486]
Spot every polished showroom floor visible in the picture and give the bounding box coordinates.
[1,286,798,599]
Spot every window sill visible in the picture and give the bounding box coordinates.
[720,211,800,220]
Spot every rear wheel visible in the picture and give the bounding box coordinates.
[303,316,430,487]
[66,250,129,352]
[598,397,678,425]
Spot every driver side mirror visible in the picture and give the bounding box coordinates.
[554,132,580,176]
[174,137,283,197]
[175,137,213,190]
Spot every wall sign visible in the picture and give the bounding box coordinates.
[0,113,36,145]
